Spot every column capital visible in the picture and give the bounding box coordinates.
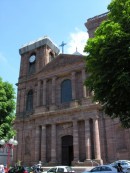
[42,125,46,130]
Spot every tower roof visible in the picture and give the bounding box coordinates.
[19,36,60,55]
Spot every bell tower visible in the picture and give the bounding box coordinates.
[19,36,60,79]
[16,37,60,117]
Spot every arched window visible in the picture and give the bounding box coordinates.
[61,79,72,103]
[26,90,33,111]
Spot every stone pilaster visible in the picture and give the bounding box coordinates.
[82,69,87,98]
[16,129,22,162]
[16,90,20,114]
[81,69,92,105]
[35,126,40,162]
[52,77,56,104]
[93,118,103,164]
[72,121,79,164]
[50,77,57,110]
[41,125,46,163]
[42,79,47,111]
[51,124,57,163]
[85,119,91,160]
[43,79,47,106]
[20,89,25,113]
[71,72,76,100]
[37,80,41,107]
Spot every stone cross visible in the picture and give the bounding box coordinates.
[59,41,67,54]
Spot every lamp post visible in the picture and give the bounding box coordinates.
[0,138,18,171]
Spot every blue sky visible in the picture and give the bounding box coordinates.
[0,0,111,94]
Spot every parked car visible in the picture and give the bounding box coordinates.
[8,166,29,173]
[0,165,5,173]
[109,160,130,173]
[24,167,34,173]
[43,166,75,173]
[82,165,117,173]
[31,164,44,173]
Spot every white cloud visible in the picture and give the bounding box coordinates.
[66,28,89,55]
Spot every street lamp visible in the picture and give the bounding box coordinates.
[0,138,18,170]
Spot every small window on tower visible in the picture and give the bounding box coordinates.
[49,52,54,62]
[28,54,36,74]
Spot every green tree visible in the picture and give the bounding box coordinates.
[84,0,130,128]
[0,77,16,140]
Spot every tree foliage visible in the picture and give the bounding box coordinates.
[0,77,16,140]
[84,0,130,128]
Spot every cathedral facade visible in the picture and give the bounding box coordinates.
[14,13,130,166]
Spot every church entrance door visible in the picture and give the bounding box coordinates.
[61,135,73,166]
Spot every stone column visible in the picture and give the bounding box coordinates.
[73,121,79,162]
[35,126,40,162]
[16,129,22,162]
[37,80,41,107]
[93,118,101,160]
[81,69,92,105]
[41,125,46,163]
[82,69,87,98]
[71,72,76,100]
[50,77,57,110]
[43,79,47,106]
[34,85,37,108]
[71,72,79,107]
[85,119,91,160]
[20,89,25,113]
[13,133,18,163]
[51,124,57,162]
[16,90,20,114]
[52,77,56,104]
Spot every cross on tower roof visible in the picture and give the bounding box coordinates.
[59,41,67,54]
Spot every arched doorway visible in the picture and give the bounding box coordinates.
[61,135,73,166]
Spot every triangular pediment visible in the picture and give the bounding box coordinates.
[41,54,85,73]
